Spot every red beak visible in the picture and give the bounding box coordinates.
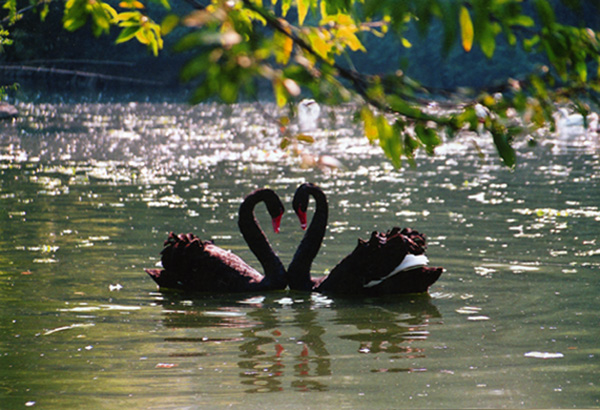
[297,209,307,230]
[272,214,282,233]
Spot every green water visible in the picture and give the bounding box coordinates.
[0,102,598,409]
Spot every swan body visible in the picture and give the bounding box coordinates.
[555,108,599,135]
[145,189,287,292]
[298,99,321,133]
[287,183,443,296]
[363,254,429,288]
[474,104,490,123]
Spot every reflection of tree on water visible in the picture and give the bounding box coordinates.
[155,291,440,392]
[334,295,441,373]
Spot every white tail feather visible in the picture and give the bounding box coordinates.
[363,254,429,288]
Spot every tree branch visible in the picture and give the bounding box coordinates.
[239,0,453,126]
[0,65,166,86]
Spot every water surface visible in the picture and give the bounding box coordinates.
[0,101,598,409]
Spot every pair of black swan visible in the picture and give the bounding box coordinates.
[145,189,287,292]
[145,183,443,295]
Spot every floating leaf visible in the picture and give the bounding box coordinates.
[280,137,291,149]
[296,134,315,143]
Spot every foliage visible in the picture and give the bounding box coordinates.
[2,0,600,168]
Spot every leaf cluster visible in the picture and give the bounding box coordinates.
[3,0,600,168]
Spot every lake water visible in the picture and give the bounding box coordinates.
[0,101,598,409]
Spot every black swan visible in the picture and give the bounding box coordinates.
[287,183,443,295]
[145,188,287,292]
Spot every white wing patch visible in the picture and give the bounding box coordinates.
[363,254,429,288]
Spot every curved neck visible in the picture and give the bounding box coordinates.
[238,191,286,288]
[287,187,328,291]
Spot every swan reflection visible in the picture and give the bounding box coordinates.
[154,292,441,392]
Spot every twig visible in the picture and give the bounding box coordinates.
[0,65,166,86]
[16,59,137,67]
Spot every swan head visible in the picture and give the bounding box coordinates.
[292,182,318,230]
[271,213,282,233]
[296,209,308,230]
[259,188,285,233]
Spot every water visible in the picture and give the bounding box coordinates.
[0,101,598,409]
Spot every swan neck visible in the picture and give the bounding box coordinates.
[238,191,286,287]
[287,186,328,290]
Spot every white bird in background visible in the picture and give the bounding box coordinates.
[294,98,342,171]
[297,99,321,133]
[474,103,490,123]
[555,108,599,136]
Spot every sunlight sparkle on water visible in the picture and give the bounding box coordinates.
[1,101,598,409]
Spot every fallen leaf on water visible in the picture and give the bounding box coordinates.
[156,363,178,368]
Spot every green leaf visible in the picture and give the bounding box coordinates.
[360,106,378,143]
[180,54,209,82]
[459,6,474,52]
[439,1,458,56]
[508,14,534,28]
[377,115,402,168]
[523,35,540,52]
[297,0,309,25]
[218,77,239,104]
[575,59,587,83]
[273,79,288,107]
[296,134,315,143]
[280,0,292,17]
[402,132,419,167]
[40,3,50,21]
[161,14,179,35]
[280,137,292,149]
[534,0,555,27]
[115,25,142,44]
[173,32,205,52]
[414,123,440,155]
[63,0,89,32]
[386,95,426,119]
[492,130,516,168]
[154,0,171,10]
[273,29,293,65]
[479,25,496,58]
